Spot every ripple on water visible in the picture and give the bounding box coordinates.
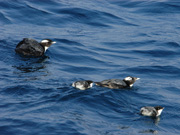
[126,65,180,77]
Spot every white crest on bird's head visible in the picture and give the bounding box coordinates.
[41,39,50,43]
[40,39,56,51]
[123,76,140,87]
[40,39,56,45]
[124,76,133,81]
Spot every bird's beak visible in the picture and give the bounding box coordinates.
[52,41,56,44]
[136,78,140,80]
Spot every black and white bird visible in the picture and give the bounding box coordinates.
[15,38,56,57]
[72,80,93,90]
[140,106,164,117]
[95,76,140,89]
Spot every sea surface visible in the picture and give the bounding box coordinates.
[0,0,180,134]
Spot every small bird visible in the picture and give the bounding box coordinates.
[140,106,164,117]
[95,76,140,89]
[15,38,56,57]
[72,80,93,90]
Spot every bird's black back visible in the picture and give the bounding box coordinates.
[15,38,44,57]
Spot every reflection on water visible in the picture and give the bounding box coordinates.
[139,129,158,134]
[141,116,161,126]
[154,117,160,125]
[13,55,48,71]
[12,55,50,80]
[14,65,46,73]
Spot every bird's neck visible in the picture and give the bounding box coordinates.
[44,46,49,52]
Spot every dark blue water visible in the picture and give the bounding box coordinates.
[0,0,180,134]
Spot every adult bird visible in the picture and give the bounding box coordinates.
[15,38,56,57]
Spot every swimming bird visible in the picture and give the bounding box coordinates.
[140,106,164,117]
[95,76,140,89]
[15,38,56,57]
[72,80,93,90]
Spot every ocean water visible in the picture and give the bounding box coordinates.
[0,0,180,134]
